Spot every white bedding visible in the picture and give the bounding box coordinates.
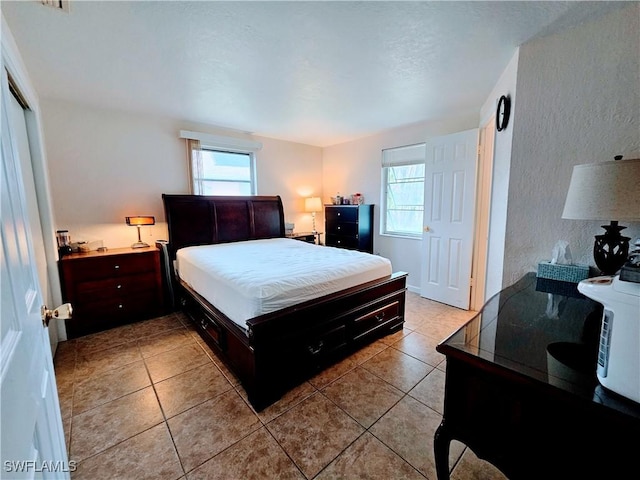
[176,238,392,330]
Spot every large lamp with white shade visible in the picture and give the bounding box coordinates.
[562,156,640,275]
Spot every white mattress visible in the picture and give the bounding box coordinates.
[176,238,392,330]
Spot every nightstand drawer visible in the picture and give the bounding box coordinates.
[72,291,159,320]
[75,272,158,301]
[326,222,358,236]
[68,253,156,282]
[326,234,359,249]
[325,207,358,223]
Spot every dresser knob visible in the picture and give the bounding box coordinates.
[337,212,341,216]
[114,265,120,269]
[118,304,123,309]
[337,226,341,230]
[117,284,122,289]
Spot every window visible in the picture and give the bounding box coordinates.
[195,148,256,195]
[181,130,262,196]
[381,143,426,237]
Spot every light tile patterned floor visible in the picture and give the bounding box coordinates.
[54,291,508,479]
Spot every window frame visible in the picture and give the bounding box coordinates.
[193,146,257,196]
[181,130,262,197]
[380,143,426,239]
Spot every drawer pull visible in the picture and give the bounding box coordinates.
[308,341,324,356]
[118,304,123,309]
[116,284,122,289]
[114,265,120,270]
[375,312,386,323]
[200,320,207,330]
[337,212,341,216]
[337,226,341,230]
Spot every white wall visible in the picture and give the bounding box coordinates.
[322,113,478,292]
[503,4,640,286]
[253,135,324,232]
[479,49,519,299]
[40,99,323,249]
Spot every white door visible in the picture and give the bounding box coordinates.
[420,128,479,309]
[1,71,69,478]
[470,117,496,311]
[8,77,59,353]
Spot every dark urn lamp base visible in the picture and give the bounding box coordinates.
[593,221,630,276]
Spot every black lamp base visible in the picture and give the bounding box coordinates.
[593,221,630,276]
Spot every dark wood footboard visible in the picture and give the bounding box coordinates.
[180,272,407,410]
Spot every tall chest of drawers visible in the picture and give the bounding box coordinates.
[325,204,374,253]
[59,247,163,338]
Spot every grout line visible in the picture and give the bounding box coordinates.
[56,306,467,479]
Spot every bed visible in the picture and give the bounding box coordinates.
[162,194,407,410]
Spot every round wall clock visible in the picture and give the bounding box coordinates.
[496,95,511,132]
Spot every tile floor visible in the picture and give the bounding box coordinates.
[53,291,508,480]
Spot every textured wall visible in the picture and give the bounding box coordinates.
[480,49,519,300]
[503,4,640,286]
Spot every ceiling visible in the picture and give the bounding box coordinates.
[2,1,626,147]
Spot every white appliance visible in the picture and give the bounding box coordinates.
[578,276,640,403]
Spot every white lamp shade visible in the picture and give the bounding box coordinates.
[305,197,323,213]
[562,158,640,221]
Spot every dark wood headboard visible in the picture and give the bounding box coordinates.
[162,194,285,259]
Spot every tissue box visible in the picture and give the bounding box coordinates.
[284,222,294,236]
[537,262,589,283]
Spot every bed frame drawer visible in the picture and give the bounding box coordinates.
[304,324,348,365]
[181,293,226,350]
[198,317,223,347]
[352,300,401,341]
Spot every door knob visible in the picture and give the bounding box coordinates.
[41,303,73,327]
[424,226,431,232]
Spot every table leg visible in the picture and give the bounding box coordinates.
[434,421,451,480]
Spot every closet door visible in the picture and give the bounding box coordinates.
[1,70,70,477]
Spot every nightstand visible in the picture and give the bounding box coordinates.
[286,232,323,245]
[59,247,163,338]
[325,204,373,253]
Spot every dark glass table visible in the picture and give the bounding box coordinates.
[435,273,640,479]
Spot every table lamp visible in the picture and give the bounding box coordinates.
[562,157,640,275]
[125,215,155,248]
[305,197,322,233]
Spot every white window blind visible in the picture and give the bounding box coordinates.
[382,143,427,167]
